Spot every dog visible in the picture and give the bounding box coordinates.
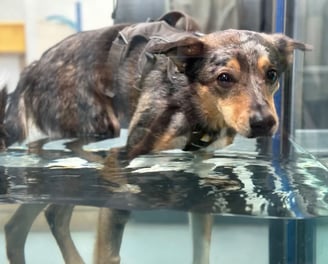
[0,11,310,264]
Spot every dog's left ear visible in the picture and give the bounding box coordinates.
[266,33,312,66]
[147,36,205,72]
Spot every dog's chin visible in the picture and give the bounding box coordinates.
[237,128,276,139]
[245,129,276,139]
[247,133,272,139]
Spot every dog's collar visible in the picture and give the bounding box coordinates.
[183,132,218,151]
[183,127,219,151]
[183,127,236,151]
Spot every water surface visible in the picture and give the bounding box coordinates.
[0,135,327,219]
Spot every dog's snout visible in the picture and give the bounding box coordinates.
[249,112,276,137]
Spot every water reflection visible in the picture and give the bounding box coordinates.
[0,136,327,218]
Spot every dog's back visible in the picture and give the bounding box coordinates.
[0,12,200,149]
[2,24,130,146]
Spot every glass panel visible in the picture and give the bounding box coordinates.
[292,0,328,160]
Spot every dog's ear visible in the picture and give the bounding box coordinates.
[265,33,312,66]
[147,36,205,72]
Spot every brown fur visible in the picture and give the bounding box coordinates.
[0,12,311,264]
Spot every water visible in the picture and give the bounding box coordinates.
[1,136,327,218]
[0,135,328,263]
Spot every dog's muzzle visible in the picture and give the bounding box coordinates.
[249,112,277,138]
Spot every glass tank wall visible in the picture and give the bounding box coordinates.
[0,1,327,264]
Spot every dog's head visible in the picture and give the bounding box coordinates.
[148,29,311,138]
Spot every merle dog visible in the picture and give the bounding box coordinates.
[0,11,310,264]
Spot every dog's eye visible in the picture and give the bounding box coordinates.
[217,73,234,88]
[266,69,278,83]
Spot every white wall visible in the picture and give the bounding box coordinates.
[82,0,114,30]
[24,0,114,63]
[0,0,24,92]
[0,0,25,20]
[0,0,114,92]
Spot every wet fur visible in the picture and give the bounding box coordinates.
[0,14,310,264]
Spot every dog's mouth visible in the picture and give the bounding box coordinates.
[233,118,278,139]
[247,129,275,138]
[246,122,278,138]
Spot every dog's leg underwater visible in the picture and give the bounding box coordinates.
[0,85,8,150]
[94,208,130,264]
[45,204,84,264]
[190,213,213,264]
[0,87,43,264]
[5,204,47,264]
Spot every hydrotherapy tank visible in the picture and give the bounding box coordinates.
[0,1,328,263]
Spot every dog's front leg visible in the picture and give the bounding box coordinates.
[5,203,47,264]
[94,208,130,264]
[189,212,213,264]
[93,147,131,264]
[45,204,84,264]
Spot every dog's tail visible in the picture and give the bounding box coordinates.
[0,81,8,150]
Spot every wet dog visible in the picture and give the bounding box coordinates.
[0,11,310,264]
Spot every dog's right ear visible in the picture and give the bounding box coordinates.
[262,33,312,69]
[147,36,205,72]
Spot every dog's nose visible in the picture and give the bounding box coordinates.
[249,112,276,137]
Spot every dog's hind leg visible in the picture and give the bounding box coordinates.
[94,208,130,264]
[45,204,84,264]
[5,203,47,264]
[0,85,8,150]
[189,212,213,264]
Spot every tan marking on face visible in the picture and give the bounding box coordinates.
[219,90,279,137]
[257,55,272,76]
[196,85,226,131]
[266,95,279,133]
[257,56,271,73]
[218,94,252,137]
[261,85,279,134]
[271,79,280,94]
[226,58,241,72]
